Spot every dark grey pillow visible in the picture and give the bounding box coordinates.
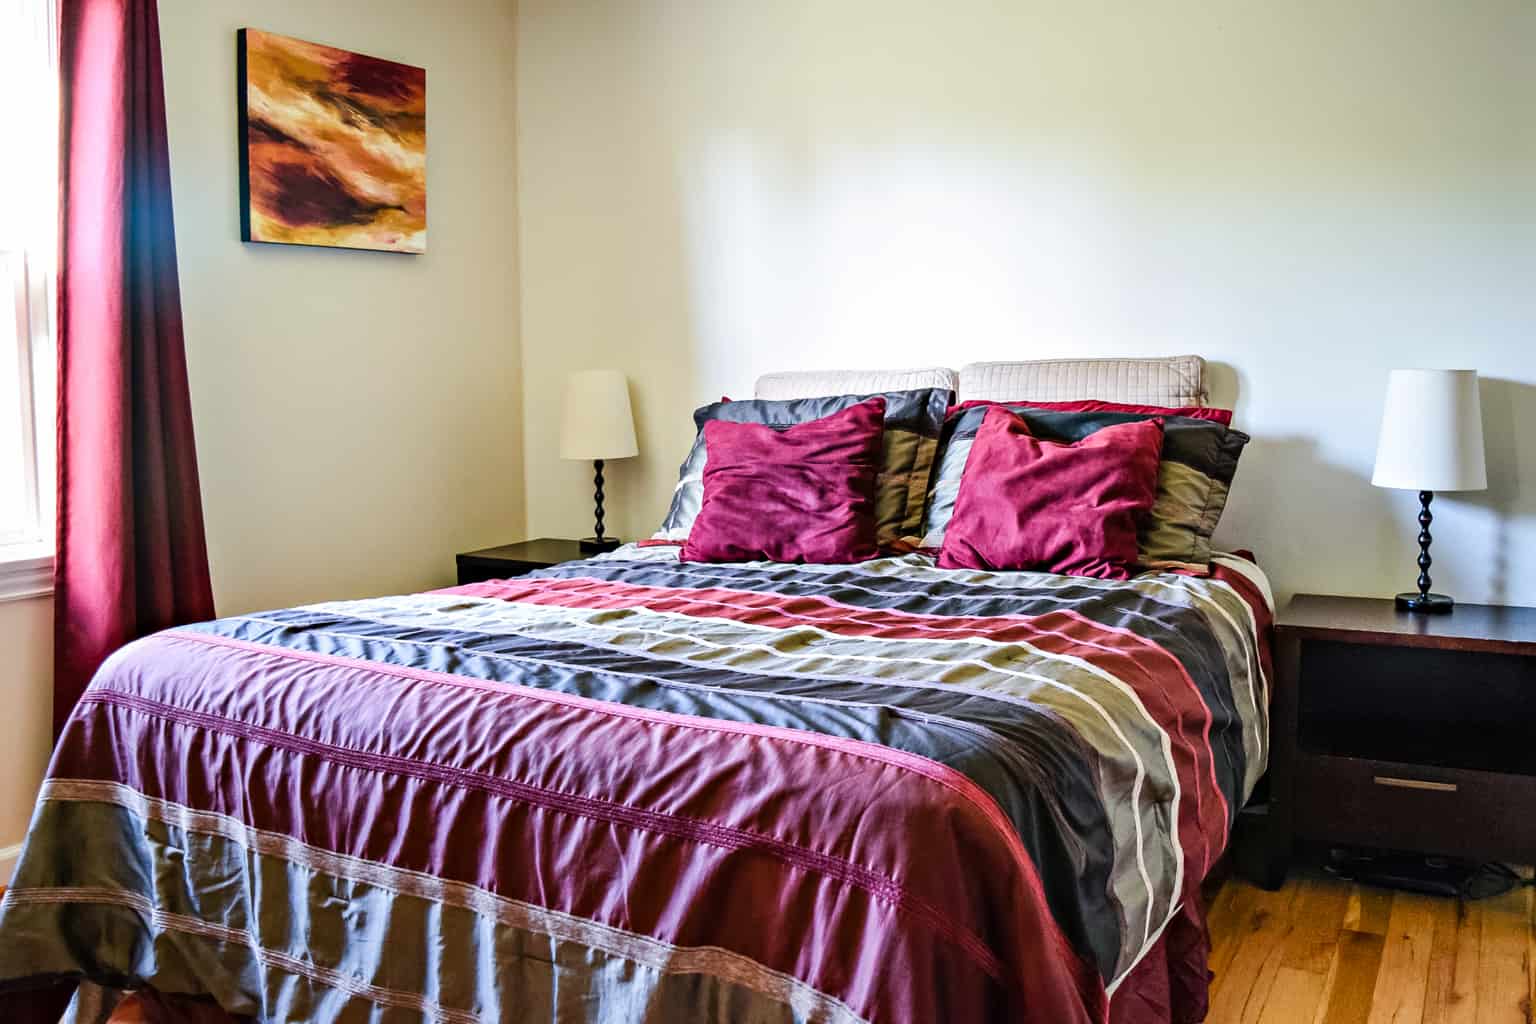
[653,388,953,549]
[921,405,1249,572]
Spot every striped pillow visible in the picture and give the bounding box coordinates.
[921,404,1248,573]
[655,388,954,550]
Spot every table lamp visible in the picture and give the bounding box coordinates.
[1370,369,1487,613]
[559,370,639,553]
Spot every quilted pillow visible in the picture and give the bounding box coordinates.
[938,409,1165,579]
[923,404,1249,573]
[654,387,953,549]
[681,398,885,564]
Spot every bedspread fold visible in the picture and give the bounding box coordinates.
[0,547,1271,1024]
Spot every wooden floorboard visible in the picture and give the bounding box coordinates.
[4,874,1531,1022]
[1210,868,1534,1024]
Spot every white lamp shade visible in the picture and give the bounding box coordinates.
[559,370,639,461]
[1371,369,1487,492]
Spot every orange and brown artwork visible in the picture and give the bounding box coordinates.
[238,29,426,254]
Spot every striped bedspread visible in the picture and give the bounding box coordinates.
[0,546,1271,1024]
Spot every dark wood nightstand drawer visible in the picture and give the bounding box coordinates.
[1294,752,1536,863]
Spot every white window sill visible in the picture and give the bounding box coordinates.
[0,550,53,602]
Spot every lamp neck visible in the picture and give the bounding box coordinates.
[1415,490,1435,601]
[592,459,606,543]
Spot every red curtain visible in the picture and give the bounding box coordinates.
[54,0,213,738]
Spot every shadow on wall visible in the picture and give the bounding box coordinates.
[1217,434,1393,604]
[1222,378,1535,608]
[611,377,694,540]
[1205,360,1242,411]
[1467,377,1533,606]
[543,165,708,545]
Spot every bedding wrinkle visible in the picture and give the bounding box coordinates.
[446,575,1213,939]
[0,547,1270,1024]
[81,646,1038,983]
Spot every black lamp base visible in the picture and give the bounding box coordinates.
[1395,591,1453,614]
[581,458,621,555]
[1394,490,1455,615]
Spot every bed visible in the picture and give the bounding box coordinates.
[0,358,1270,1024]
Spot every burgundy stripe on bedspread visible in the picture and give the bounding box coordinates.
[0,550,1270,1024]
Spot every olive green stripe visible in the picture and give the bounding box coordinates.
[2,787,868,1024]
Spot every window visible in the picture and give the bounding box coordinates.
[0,0,57,599]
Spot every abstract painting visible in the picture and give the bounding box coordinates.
[238,30,426,254]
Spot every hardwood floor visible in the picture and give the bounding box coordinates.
[5,877,1532,1022]
[1207,866,1534,1023]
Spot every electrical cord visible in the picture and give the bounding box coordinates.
[1323,849,1533,901]
[1461,861,1533,901]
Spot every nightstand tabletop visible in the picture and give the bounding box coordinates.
[1279,594,1536,655]
[457,538,589,566]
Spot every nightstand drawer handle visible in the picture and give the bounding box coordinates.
[1373,775,1458,793]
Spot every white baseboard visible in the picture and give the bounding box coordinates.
[0,842,22,886]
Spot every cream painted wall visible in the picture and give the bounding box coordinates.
[162,0,524,615]
[4,0,524,864]
[517,0,1536,606]
[0,595,54,880]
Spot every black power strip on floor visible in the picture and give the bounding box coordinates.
[1324,847,1527,900]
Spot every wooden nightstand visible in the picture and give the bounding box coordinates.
[1262,594,1536,889]
[455,538,588,585]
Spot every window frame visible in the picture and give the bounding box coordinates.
[0,248,54,602]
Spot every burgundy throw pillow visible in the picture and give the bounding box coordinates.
[937,407,1165,579]
[681,397,886,564]
[950,398,1233,426]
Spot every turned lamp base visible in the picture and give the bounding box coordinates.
[1393,490,1457,616]
[1395,591,1454,614]
[580,458,622,555]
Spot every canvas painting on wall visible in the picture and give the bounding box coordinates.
[238,29,426,254]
